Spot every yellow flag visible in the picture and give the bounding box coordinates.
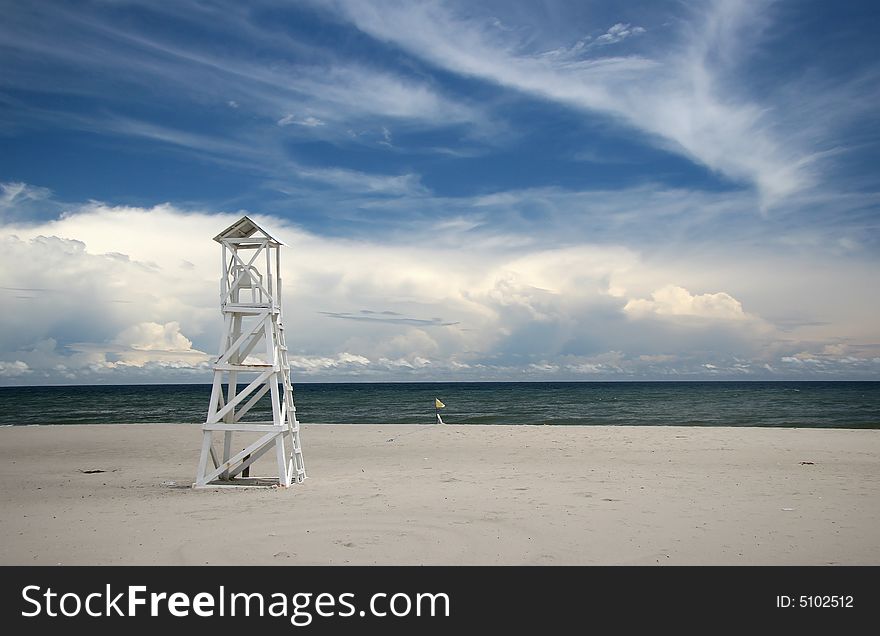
[435,398,445,409]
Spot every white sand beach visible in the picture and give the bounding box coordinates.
[1,423,878,565]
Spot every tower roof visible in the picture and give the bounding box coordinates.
[213,215,287,246]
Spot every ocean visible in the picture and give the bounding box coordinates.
[0,381,878,428]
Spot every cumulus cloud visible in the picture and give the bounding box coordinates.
[0,360,30,377]
[0,190,878,382]
[0,206,219,382]
[623,285,750,321]
[288,352,371,373]
[115,321,198,352]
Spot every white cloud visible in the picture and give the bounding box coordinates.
[291,64,478,124]
[2,0,872,213]
[0,182,57,221]
[0,209,217,380]
[79,116,429,198]
[114,321,200,352]
[0,360,30,377]
[544,23,645,59]
[325,0,819,205]
[288,352,371,373]
[623,284,750,321]
[0,3,492,170]
[594,23,646,47]
[295,166,427,195]
[1,182,50,207]
[0,191,878,382]
[0,2,486,151]
[277,114,325,127]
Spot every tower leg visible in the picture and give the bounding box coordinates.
[222,432,233,480]
[195,431,213,487]
[275,434,291,487]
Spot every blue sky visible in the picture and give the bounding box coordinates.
[1,0,879,383]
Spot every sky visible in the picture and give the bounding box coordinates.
[1,0,879,384]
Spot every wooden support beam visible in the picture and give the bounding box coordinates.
[203,423,285,432]
[207,369,273,423]
[232,383,271,422]
[228,442,276,479]
[216,311,269,365]
[212,364,277,372]
[200,431,279,485]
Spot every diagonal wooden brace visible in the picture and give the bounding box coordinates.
[200,430,280,485]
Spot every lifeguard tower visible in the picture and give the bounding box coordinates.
[194,216,306,488]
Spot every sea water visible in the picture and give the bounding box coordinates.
[0,381,878,428]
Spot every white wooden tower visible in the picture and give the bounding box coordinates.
[194,216,306,488]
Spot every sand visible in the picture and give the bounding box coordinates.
[0,423,878,565]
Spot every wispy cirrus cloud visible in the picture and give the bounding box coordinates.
[295,166,427,196]
[544,22,647,60]
[24,112,431,201]
[278,114,325,128]
[322,0,863,206]
[0,182,60,222]
[595,23,646,47]
[0,1,485,146]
